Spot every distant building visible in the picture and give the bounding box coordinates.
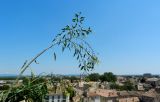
[0,80,6,84]
[117,91,140,102]
[140,89,160,102]
[43,93,70,102]
[118,97,139,102]
[84,89,117,102]
[146,78,160,88]
[155,86,160,93]
[143,83,152,91]
[83,89,140,102]
[117,76,126,83]
[137,83,144,91]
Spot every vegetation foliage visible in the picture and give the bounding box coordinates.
[110,81,135,91]
[87,73,100,81]
[86,72,117,82]
[0,12,98,102]
[100,72,117,82]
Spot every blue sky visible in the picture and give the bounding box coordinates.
[0,0,160,75]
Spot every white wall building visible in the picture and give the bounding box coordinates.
[43,94,70,102]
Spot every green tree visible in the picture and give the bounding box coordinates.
[100,72,117,82]
[65,86,75,100]
[109,81,135,91]
[122,80,135,91]
[84,77,90,82]
[87,73,100,81]
[140,77,146,83]
[70,76,79,83]
[110,83,120,90]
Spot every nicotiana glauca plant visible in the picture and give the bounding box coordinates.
[0,12,99,102]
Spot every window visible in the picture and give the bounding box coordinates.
[52,96,54,102]
[44,96,49,100]
[63,95,66,99]
[52,96,54,100]
[58,95,60,99]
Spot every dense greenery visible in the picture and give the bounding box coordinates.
[0,76,25,80]
[0,77,16,80]
[110,83,121,90]
[65,86,75,100]
[140,77,146,83]
[122,81,136,91]
[100,72,117,82]
[87,72,117,82]
[63,76,80,83]
[86,72,136,91]
[87,73,100,81]
[110,81,135,91]
[5,76,48,102]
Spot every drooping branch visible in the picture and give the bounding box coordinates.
[1,12,99,102]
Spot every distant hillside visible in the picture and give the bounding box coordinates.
[0,74,17,77]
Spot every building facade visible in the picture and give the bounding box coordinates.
[43,94,70,102]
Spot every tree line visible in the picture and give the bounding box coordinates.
[86,72,135,91]
[86,72,117,82]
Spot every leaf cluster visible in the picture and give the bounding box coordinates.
[1,12,99,102]
[52,12,99,71]
[0,76,48,102]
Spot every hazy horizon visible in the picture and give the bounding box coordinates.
[1,1,160,75]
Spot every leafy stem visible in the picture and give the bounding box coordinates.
[1,12,99,102]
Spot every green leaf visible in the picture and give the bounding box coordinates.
[65,25,70,30]
[73,49,77,57]
[54,52,56,61]
[63,40,67,47]
[75,14,79,18]
[62,46,65,52]
[34,60,39,64]
[77,55,79,60]
[81,66,84,70]
[72,18,76,22]
[79,64,81,68]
